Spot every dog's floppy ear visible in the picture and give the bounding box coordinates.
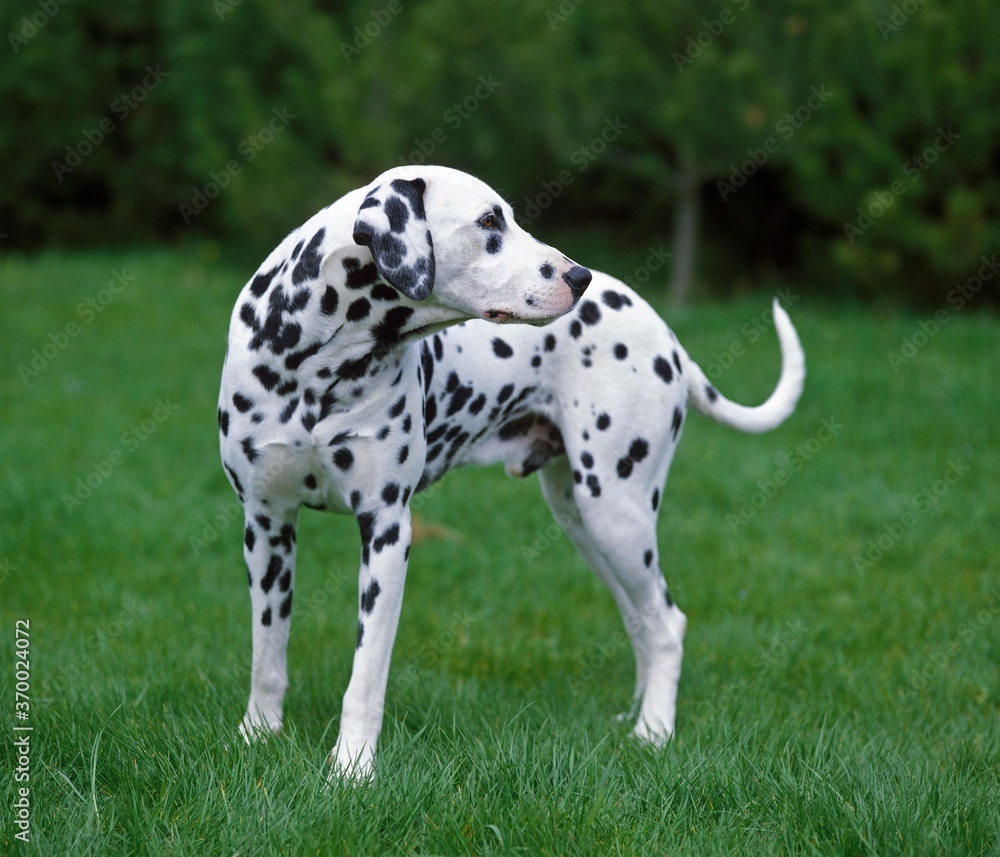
[352,177,435,301]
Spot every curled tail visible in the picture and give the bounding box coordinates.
[684,299,805,433]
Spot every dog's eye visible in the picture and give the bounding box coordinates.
[478,213,496,229]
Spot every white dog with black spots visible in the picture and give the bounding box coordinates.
[218,164,804,779]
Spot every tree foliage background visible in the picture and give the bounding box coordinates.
[2,0,997,306]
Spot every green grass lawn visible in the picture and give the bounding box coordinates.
[2,248,997,855]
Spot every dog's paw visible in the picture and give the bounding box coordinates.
[630,716,674,749]
[328,737,376,785]
[238,710,282,744]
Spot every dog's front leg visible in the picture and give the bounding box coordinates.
[330,504,413,780]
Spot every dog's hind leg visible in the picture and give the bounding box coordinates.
[539,456,686,745]
[239,503,298,741]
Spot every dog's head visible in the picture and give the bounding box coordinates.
[351,166,590,324]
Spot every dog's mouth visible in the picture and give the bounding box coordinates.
[483,309,559,326]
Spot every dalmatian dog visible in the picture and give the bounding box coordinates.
[417,279,803,748]
[218,165,592,778]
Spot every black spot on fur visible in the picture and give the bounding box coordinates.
[261,608,272,626]
[382,482,400,505]
[279,396,299,423]
[486,234,502,254]
[654,356,674,384]
[244,525,255,552]
[447,384,474,416]
[579,301,601,326]
[261,555,282,593]
[344,259,379,289]
[361,579,381,613]
[390,178,427,220]
[644,550,653,568]
[373,524,400,553]
[569,320,582,339]
[225,465,244,499]
[279,592,293,619]
[652,488,660,511]
[233,393,253,413]
[385,196,409,233]
[333,447,354,471]
[241,437,259,463]
[249,265,279,298]
[673,351,683,375]
[336,353,372,381]
[218,409,230,436]
[614,343,628,360]
[347,298,371,321]
[705,384,718,402]
[357,511,375,546]
[586,474,601,497]
[544,334,556,351]
[253,364,281,391]
[540,262,555,280]
[492,338,514,359]
[304,474,317,490]
[629,438,649,462]
[320,286,339,315]
[671,407,684,440]
[285,339,323,372]
[468,393,487,415]
[601,290,624,309]
[596,413,611,431]
[371,305,416,349]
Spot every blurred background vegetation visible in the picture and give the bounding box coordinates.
[2,0,997,306]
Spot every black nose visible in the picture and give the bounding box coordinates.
[563,265,592,297]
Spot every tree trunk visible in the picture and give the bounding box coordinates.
[669,160,700,307]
